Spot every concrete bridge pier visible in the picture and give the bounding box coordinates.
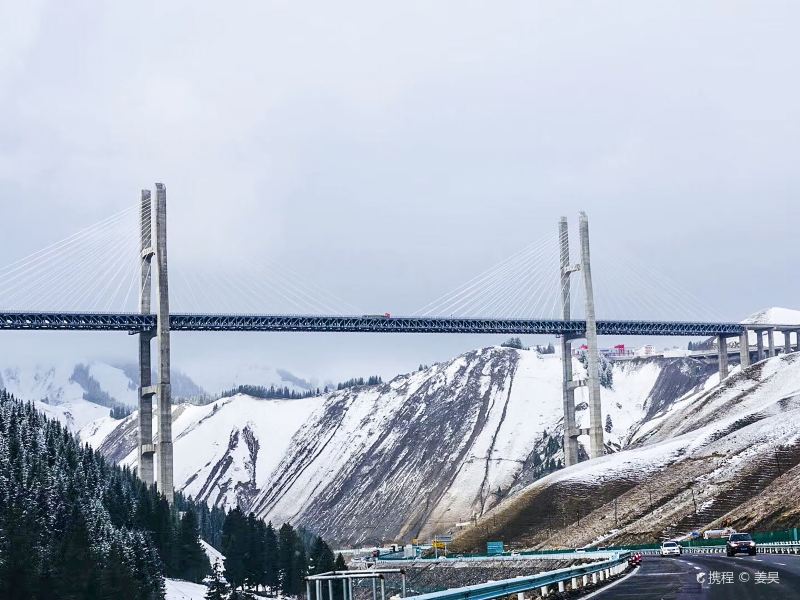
[717,334,729,379]
[767,329,776,357]
[756,330,765,361]
[739,331,751,368]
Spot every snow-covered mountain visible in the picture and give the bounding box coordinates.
[85,344,717,545]
[452,350,800,551]
[0,361,141,431]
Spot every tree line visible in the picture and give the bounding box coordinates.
[206,508,347,599]
[0,390,218,599]
[219,375,385,401]
[0,389,347,600]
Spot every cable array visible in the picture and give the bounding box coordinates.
[413,232,565,319]
[0,205,727,323]
[571,244,724,322]
[415,223,724,323]
[0,205,143,313]
[169,257,363,316]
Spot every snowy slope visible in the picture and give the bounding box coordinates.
[453,351,800,551]
[246,348,714,545]
[165,579,208,600]
[104,394,324,509]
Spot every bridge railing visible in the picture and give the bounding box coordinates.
[400,553,631,600]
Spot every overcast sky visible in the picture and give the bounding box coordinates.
[1,2,799,390]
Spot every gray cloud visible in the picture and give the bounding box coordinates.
[1,2,798,383]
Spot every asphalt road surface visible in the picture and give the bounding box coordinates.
[589,552,800,599]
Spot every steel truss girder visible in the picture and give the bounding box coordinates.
[0,311,750,337]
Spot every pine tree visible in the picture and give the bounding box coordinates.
[177,509,211,582]
[246,513,266,590]
[222,508,249,591]
[334,553,347,571]
[264,522,280,592]
[308,536,336,575]
[206,560,230,600]
[278,523,305,595]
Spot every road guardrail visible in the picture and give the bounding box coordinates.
[400,553,632,600]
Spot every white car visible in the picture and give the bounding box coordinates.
[660,541,682,557]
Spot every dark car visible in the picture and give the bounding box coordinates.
[726,533,756,556]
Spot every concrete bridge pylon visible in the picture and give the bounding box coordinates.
[579,212,605,460]
[559,217,580,467]
[559,213,605,465]
[137,183,174,504]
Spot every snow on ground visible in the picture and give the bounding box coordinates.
[114,393,324,507]
[165,579,208,600]
[201,539,225,567]
[79,413,124,446]
[88,362,138,406]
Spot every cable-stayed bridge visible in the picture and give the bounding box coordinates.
[1,183,798,503]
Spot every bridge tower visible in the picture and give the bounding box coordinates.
[559,217,580,467]
[138,190,155,486]
[154,183,174,504]
[137,183,174,504]
[579,212,605,459]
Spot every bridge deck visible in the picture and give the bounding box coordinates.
[0,311,758,336]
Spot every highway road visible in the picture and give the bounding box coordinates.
[590,553,800,599]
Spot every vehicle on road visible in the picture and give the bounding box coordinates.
[628,552,643,567]
[726,533,757,556]
[363,313,391,319]
[660,541,682,557]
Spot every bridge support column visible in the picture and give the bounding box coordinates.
[559,217,579,466]
[739,331,751,368]
[756,331,765,361]
[154,183,174,504]
[796,330,800,353]
[784,331,792,355]
[717,334,729,380]
[579,212,604,459]
[768,329,776,357]
[138,190,155,486]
